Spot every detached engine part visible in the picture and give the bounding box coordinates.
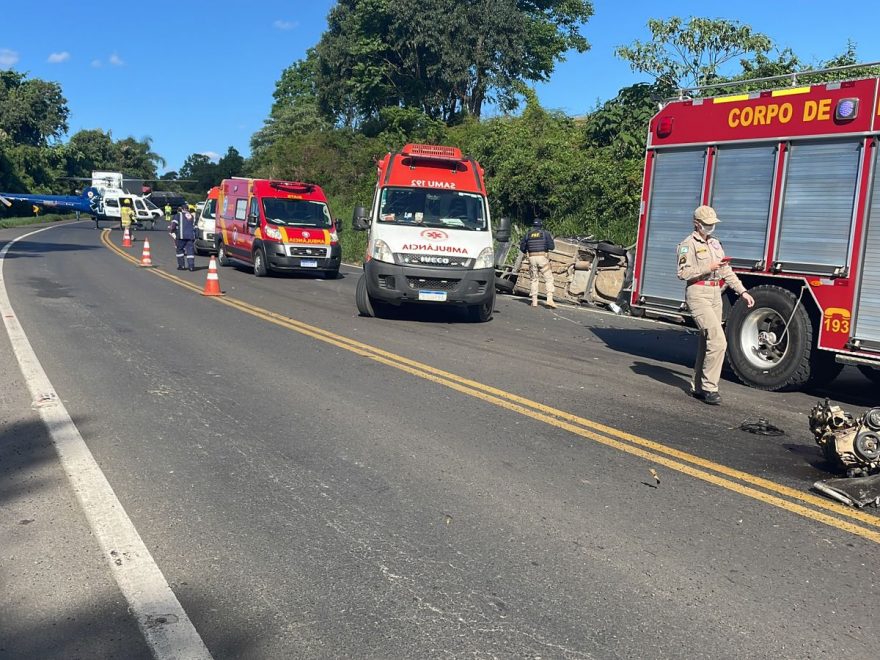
[809,399,880,478]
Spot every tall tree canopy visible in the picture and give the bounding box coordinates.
[615,17,772,90]
[0,70,69,146]
[312,0,593,125]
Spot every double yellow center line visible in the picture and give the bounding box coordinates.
[103,230,880,544]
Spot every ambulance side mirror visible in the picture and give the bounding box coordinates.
[352,205,369,231]
[334,219,344,233]
[247,213,259,227]
[494,217,511,243]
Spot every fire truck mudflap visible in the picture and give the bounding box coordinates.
[632,65,880,391]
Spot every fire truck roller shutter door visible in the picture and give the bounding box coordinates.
[853,146,880,348]
[641,148,705,306]
[776,140,861,272]
[709,144,776,263]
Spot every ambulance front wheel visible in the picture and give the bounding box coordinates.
[726,285,813,391]
[467,294,495,323]
[253,248,269,277]
[356,274,375,317]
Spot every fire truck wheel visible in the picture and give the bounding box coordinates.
[216,241,230,267]
[726,285,813,391]
[253,248,268,277]
[355,274,375,317]
[467,294,495,323]
[859,366,880,385]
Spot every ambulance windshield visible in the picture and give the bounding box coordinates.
[262,198,332,228]
[378,188,486,230]
[201,199,216,220]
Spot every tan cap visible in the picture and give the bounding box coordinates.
[693,205,720,224]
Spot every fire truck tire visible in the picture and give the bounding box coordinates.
[467,293,495,323]
[858,366,880,385]
[726,285,813,391]
[253,248,269,277]
[355,274,375,317]
[597,241,627,257]
[216,241,231,267]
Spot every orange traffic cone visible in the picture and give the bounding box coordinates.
[201,256,224,296]
[138,239,154,267]
[122,227,132,248]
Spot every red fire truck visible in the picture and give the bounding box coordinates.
[631,65,880,391]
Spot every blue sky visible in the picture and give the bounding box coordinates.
[2,1,877,176]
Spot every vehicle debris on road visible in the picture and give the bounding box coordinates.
[810,399,880,507]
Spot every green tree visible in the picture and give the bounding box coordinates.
[0,71,69,146]
[65,129,117,179]
[216,146,245,180]
[113,136,164,179]
[313,0,593,125]
[616,17,772,90]
[585,82,666,159]
[179,153,219,193]
[251,50,330,156]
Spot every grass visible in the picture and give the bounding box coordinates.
[0,213,79,229]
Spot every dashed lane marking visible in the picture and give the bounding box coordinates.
[2,225,212,660]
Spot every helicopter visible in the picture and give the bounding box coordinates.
[0,186,104,217]
[61,171,194,229]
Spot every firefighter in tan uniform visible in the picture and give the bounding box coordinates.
[677,206,754,405]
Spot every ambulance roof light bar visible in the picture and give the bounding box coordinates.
[675,60,880,100]
[401,144,464,162]
[270,181,315,193]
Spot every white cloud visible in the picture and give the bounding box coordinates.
[200,151,221,162]
[273,19,297,30]
[109,53,124,66]
[91,59,102,67]
[0,48,19,69]
[48,51,71,64]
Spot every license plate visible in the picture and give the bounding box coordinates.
[301,259,318,268]
[418,290,447,301]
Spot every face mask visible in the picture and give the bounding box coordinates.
[697,222,715,236]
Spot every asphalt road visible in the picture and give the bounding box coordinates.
[2,221,878,659]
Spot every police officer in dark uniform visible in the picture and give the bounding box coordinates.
[169,204,196,271]
[519,218,556,308]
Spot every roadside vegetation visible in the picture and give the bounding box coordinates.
[2,5,876,255]
[0,213,77,229]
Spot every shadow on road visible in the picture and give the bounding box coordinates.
[0,417,59,507]
[0,239,102,259]
[630,360,692,394]
[1,589,256,659]
[590,326,695,369]
[592,326,878,407]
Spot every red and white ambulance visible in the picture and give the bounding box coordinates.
[352,144,509,322]
[215,178,342,278]
[631,65,880,390]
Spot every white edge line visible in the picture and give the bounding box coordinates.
[0,225,212,659]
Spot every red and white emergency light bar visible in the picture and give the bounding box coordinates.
[401,143,464,162]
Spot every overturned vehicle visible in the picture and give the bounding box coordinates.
[494,236,633,312]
